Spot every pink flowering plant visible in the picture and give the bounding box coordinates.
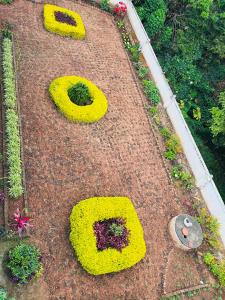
[13,208,32,236]
[114,2,127,17]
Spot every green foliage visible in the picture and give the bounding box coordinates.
[192,106,201,120]
[6,243,43,284]
[145,9,166,37]
[210,91,225,147]
[109,223,124,237]
[133,0,225,201]
[160,127,172,139]
[203,252,225,287]
[68,82,92,106]
[135,0,166,37]
[99,0,110,12]
[0,0,13,4]
[2,35,23,198]
[187,0,213,18]
[5,109,23,198]
[197,207,221,249]
[0,288,15,300]
[128,43,140,62]
[137,63,149,79]
[149,106,158,116]
[171,164,194,190]
[2,38,16,109]
[142,79,160,105]
[162,132,181,161]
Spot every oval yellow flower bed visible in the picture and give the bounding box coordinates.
[70,197,146,275]
[49,76,108,123]
[44,4,85,40]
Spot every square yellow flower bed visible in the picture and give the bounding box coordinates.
[70,197,146,275]
[43,4,85,40]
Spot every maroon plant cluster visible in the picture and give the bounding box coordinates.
[0,192,5,203]
[94,218,129,251]
[54,11,77,26]
[13,208,32,236]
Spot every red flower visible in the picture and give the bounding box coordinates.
[13,208,33,236]
[114,2,127,16]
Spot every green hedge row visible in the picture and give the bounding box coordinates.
[2,36,23,198]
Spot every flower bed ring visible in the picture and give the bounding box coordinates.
[44,4,85,40]
[49,76,108,123]
[70,197,146,275]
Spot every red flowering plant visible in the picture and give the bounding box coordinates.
[114,2,127,17]
[13,208,32,237]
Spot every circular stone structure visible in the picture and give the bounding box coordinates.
[169,214,203,251]
[49,76,108,123]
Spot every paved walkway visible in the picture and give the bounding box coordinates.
[0,1,208,299]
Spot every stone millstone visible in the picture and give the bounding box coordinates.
[175,214,203,249]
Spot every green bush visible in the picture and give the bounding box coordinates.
[160,127,172,139]
[68,82,92,106]
[149,106,158,116]
[99,0,110,12]
[171,164,194,190]
[0,0,13,4]
[137,64,149,79]
[128,44,140,62]
[165,135,181,154]
[203,252,225,287]
[142,79,160,105]
[197,207,221,250]
[6,243,43,284]
[164,150,177,160]
[144,9,166,38]
[2,35,23,198]
[0,288,15,300]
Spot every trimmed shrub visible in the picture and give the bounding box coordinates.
[44,4,85,40]
[5,243,43,284]
[49,76,108,123]
[70,197,146,275]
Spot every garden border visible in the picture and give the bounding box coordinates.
[109,0,225,246]
[0,31,28,231]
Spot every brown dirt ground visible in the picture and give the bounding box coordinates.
[0,0,219,299]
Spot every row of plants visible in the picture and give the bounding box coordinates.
[2,30,23,198]
[109,3,225,289]
[195,206,225,287]
[115,18,195,191]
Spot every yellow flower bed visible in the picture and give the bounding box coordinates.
[43,4,85,40]
[70,197,146,275]
[49,76,108,123]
